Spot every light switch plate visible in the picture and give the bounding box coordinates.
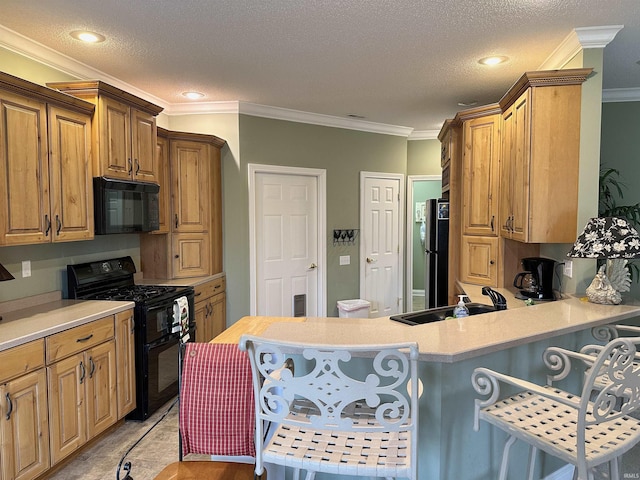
[22,260,31,278]
[563,260,573,278]
[339,255,350,266]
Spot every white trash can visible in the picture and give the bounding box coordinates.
[337,299,371,318]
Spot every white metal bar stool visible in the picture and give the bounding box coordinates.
[472,337,640,480]
[239,335,419,480]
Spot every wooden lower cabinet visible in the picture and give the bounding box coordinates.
[0,310,134,478]
[195,276,226,343]
[460,235,499,286]
[47,341,117,465]
[115,310,136,418]
[0,370,50,480]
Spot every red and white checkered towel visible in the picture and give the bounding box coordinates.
[179,342,255,457]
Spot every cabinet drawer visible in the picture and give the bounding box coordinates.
[46,316,114,364]
[0,339,45,383]
[194,276,226,300]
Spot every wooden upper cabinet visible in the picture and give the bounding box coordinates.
[0,73,94,246]
[171,140,211,233]
[154,128,171,234]
[48,105,94,242]
[498,69,590,243]
[140,130,226,279]
[462,111,501,237]
[47,80,163,184]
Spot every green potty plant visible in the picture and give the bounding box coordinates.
[599,167,640,281]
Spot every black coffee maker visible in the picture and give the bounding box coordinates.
[513,257,556,300]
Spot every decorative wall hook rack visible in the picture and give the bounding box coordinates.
[333,229,359,245]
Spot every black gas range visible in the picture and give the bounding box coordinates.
[67,256,195,420]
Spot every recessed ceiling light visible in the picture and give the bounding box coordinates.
[182,91,205,100]
[478,56,509,66]
[70,30,105,43]
[457,101,478,107]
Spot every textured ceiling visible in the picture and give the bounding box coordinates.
[1,0,639,133]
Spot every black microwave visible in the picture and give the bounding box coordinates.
[93,177,160,234]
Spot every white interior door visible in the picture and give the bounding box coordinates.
[250,165,326,317]
[360,172,404,317]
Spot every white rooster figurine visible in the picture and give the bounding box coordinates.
[586,260,630,305]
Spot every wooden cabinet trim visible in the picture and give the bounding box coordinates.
[46,80,162,116]
[499,68,592,111]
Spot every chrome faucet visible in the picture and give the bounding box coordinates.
[482,287,507,310]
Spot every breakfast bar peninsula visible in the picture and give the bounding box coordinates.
[215,296,640,480]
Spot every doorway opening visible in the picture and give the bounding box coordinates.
[405,175,442,312]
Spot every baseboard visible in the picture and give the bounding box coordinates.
[543,464,574,480]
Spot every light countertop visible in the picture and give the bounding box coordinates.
[218,296,640,363]
[0,299,134,352]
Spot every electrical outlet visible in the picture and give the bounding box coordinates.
[339,255,350,266]
[563,260,573,279]
[22,260,31,278]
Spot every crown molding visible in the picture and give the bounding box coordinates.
[602,87,640,103]
[238,102,414,137]
[538,25,623,70]
[163,100,240,115]
[408,130,439,141]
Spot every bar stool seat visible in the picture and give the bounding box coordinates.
[240,336,419,480]
[472,337,640,480]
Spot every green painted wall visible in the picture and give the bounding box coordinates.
[601,100,640,299]
[407,138,441,175]
[238,115,407,317]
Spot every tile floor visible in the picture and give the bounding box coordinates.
[46,397,201,480]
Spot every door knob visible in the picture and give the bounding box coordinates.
[366,257,376,263]
[308,263,317,269]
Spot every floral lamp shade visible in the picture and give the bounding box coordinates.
[567,217,640,259]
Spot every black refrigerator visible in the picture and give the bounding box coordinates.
[424,199,449,308]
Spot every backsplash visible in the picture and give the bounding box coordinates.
[0,234,140,302]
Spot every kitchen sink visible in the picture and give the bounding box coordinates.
[389,303,497,326]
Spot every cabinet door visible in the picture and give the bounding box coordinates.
[154,134,171,234]
[0,370,50,480]
[47,353,86,465]
[85,341,117,439]
[172,233,210,278]
[460,235,498,286]
[0,90,50,245]
[48,105,94,243]
[98,96,132,180]
[462,115,500,236]
[194,297,210,343]
[509,92,530,242]
[210,292,226,340]
[499,106,514,238]
[171,140,210,233]
[115,310,136,418]
[131,108,158,183]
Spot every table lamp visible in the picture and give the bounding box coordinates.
[567,217,640,304]
[0,262,14,281]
